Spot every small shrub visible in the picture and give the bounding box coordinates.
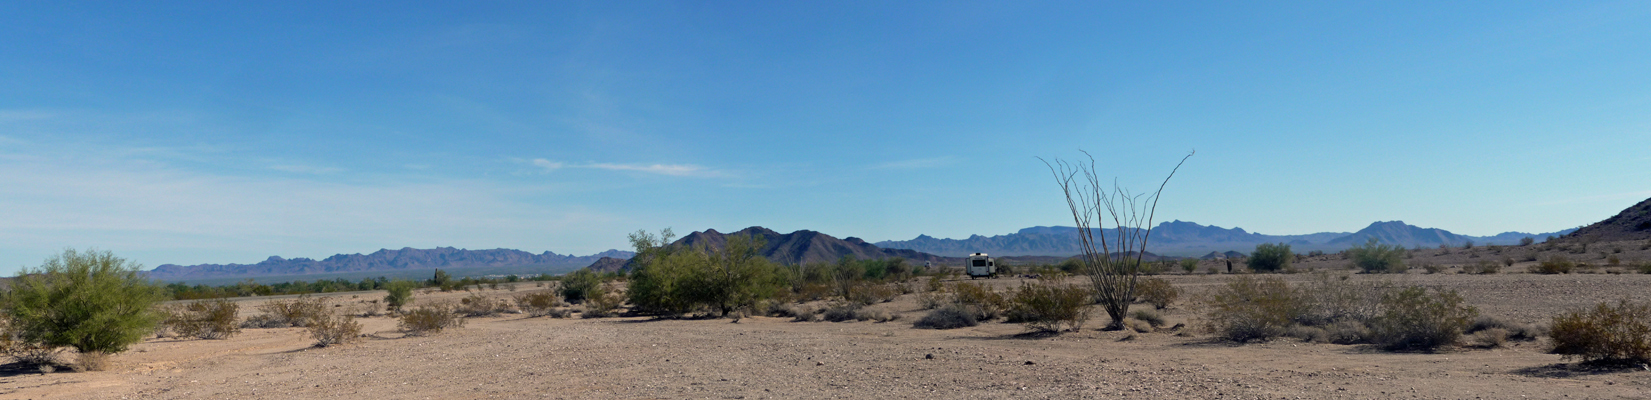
[308,311,362,347]
[0,316,60,367]
[1607,255,1621,266]
[847,283,898,305]
[1325,320,1371,344]
[1135,278,1179,309]
[1002,279,1091,332]
[1179,258,1199,273]
[3,249,168,357]
[515,291,565,317]
[821,303,862,322]
[75,351,111,372]
[1638,262,1651,274]
[458,293,513,317]
[248,295,329,328]
[580,283,624,318]
[399,303,464,336]
[917,290,950,310]
[165,299,241,340]
[951,282,1006,321]
[559,269,602,304]
[1421,263,1444,274]
[383,280,417,311]
[1520,237,1535,246]
[914,306,978,329]
[790,306,819,322]
[1286,325,1330,343]
[1530,256,1576,274]
[1205,276,1307,342]
[1369,286,1477,351]
[1469,328,1509,348]
[1548,300,1651,365]
[1130,309,1165,328]
[1348,238,1407,273]
[1248,243,1292,272]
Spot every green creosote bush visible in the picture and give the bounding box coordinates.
[1205,276,1307,342]
[1548,300,1651,365]
[2,249,167,370]
[580,283,624,318]
[1420,263,1444,274]
[1348,238,1407,273]
[164,299,241,340]
[558,269,603,304]
[382,279,417,311]
[950,281,1007,322]
[1530,255,1576,274]
[244,295,328,328]
[1002,278,1092,333]
[398,302,465,336]
[1179,258,1199,273]
[1134,277,1179,309]
[307,310,362,347]
[514,291,565,317]
[1369,286,1477,351]
[458,293,514,317]
[913,306,978,330]
[1248,243,1292,272]
[626,230,786,317]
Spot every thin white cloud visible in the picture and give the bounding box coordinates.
[270,164,343,174]
[0,109,58,123]
[870,157,954,170]
[524,158,721,178]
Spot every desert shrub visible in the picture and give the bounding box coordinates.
[1638,261,1651,274]
[1248,243,1292,272]
[951,282,1006,321]
[1179,258,1199,273]
[1002,279,1092,333]
[789,306,819,322]
[383,279,417,311]
[1466,315,1539,341]
[0,315,60,367]
[821,303,862,322]
[1421,263,1444,274]
[1471,260,1503,274]
[1520,237,1535,246]
[1130,309,1165,328]
[1468,328,1509,348]
[1325,320,1372,344]
[1295,273,1386,327]
[559,269,603,304]
[1530,256,1576,274]
[581,283,624,318]
[917,288,950,310]
[458,293,513,317]
[913,306,978,330]
[847,283,898,305]
[1548,300,1651,365]
[1205,276,1307,342]
[307,311,362,347]
[165,299,241,340]
[627,231,785,317]
[2,249,168,358]
[854,308,898,323]
[515,291,565,317]
[248,295,328,328]
[399,303,464,336]
[1369,286,1477,351]
[1347,238,1407,273]
[1134,278,1179,309]
[1607,255,1621,266]
[1287,325,1330,343]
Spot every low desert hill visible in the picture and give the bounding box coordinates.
[149,247,633,281]
[1555,196,1651,243]
[591,227,949,273]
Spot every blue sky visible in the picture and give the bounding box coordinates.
[3,2,1648,274]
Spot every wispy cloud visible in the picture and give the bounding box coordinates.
[270,164,343,174]
[870,157,954,170]
[0,109,58,123]
[526,158,721,178]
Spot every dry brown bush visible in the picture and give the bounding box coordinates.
[74,351,109,372]
[399,303,464,336]
[458,293,514,317]
[951,282,1006,321]
[164,299,241,340]
[1002,278,1092,332]
[246,295,328,328]
[1549,300,1651,365]
[308,311,362,347]
[1134,277,1179,309]
[514,291,565,317]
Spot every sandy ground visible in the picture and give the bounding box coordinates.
[3,246,1651,399]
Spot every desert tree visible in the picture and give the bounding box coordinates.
[699,234,784,317]
[3,248,167,369]
[1249,243,1292,272]
[1042,151,1193,330]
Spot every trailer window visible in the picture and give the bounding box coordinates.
[972,259,987,267]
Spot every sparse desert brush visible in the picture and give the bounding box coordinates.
[1530,256,1576,274]
[789,306,819,322]
[1468,328,1510,348]
[459,293,513,317]
[820,302,862,322]
[1548,300,1651,365]
[1348,238,1407,273]
[558,269,603,304]
[1002,278,1092,333]
[308,310,362,347]
[1420,263,1445,274]
[1179,258,1199,273]
[1205,276,1307,342]
[515,291,565,317]
[913,306,977,330]
[1467,316,1541,341]
[1325,320,1372,344]
[1638,261,1651,274]
[951,282,1006,321]
[0,316,60,367]
[580,283,624,318]
[1130,309,1166,328]
[1134,277,1179,309]
[847,283,897,305]
[383,279,417,311]
[164,299,241,340]
[246,295,329,328]
[1369,286,1477,351]
[1286,325,1330,343]
[399,303,464,336]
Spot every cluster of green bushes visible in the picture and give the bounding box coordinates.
[1203,274,1491,351]
[167,271,560,301]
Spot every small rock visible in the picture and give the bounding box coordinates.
[816,361,824,366]
[1024,361,1036,365]
[925,354,934,359]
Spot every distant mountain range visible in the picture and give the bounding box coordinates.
[590,226,950,273]
[148,247,634,281]
[1557,197,1651,243]
[876,220,1576,257]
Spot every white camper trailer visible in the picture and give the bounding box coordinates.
[966,253,996,279]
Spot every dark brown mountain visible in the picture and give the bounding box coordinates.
[1557,197,1651,243]
[601,227,949,272]
[149,247,633,281]
[584,257,630,274]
